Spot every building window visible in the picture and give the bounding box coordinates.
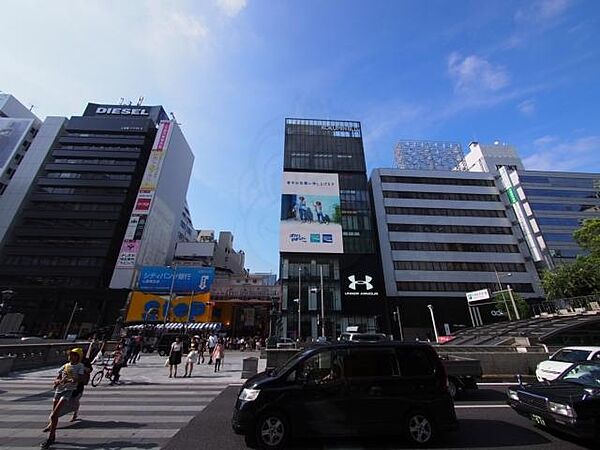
[380,175,494,187]
[385,206,506,218]
[382,191,500,202]
[396,281,534,293]
[390,241,520,253]
[393,261,526,272]
[387,223,512,235]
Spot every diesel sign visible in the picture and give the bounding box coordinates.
[95,107,149,116]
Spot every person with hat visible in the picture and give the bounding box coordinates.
[41,348,85,448]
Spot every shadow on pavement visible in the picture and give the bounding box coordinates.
[457,388,508,402]
[60,419,146,430]
[11,390,54,401]
[46,440,159,450]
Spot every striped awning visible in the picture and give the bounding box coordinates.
[126,322,222,332]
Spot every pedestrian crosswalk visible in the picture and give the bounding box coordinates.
[0,363,234,450]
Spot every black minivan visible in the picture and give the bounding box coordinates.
[232,342,458,449]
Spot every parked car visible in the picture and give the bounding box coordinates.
[338,332,389,342]
[536,346,600,381]
[508,361,600,442]
[232,341,458,449]
[156,334,190,356]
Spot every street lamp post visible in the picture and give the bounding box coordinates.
[506,284,520,320]
[297,266,302,341]
[164,265,178,326]
[63,301,83,340]
[319,265,325,338]
[494,268,517,321]
[393,305,404,341]
[426,304,439,343]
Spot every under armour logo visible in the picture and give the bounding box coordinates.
[348,275,373,291]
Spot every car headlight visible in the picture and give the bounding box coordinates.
[548,401,576,418]
[507,389,519,401]
[239,388,260,402]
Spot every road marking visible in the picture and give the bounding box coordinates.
[1,404,206,411]
[0,414,195,422]
[0,428,180,438]
[455,404,510,408]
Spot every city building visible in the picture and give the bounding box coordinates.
[173,230,246,275]
[0,94,42,196]
[463,142,600,266]
[177,201,197,243]
[279,118,385,340]
[370,168,544,339]
[394,140,465,171]
[0,102,194,335]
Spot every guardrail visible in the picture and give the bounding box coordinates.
[0,342,93,375]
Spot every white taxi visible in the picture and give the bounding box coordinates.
[536,346,600,381]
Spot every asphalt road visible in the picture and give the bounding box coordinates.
[163,383,596,450]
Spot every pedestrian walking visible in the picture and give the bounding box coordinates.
[197,335,206,364]
[183,343,198,377]
[40,348,85,448]
[128,334,142,364]
[207,333,217,364]
[168,337,183,378]
[70,352,92,422]
[212,339,224,373]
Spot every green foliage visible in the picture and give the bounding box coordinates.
[573,218,600,257]
[494,292,531,320]
[541,256,600,300]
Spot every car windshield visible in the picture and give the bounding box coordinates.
[551,349,591,363]
[274,351,304,376]
[559,363,600,387]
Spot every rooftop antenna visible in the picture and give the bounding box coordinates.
[170,112,181,125]
[119,97,125,105]
[29,104,35,112]
[137,96,144,106]
[128,100,132,106]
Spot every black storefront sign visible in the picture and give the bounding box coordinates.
[340,254,385,313]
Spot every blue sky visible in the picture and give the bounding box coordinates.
[2,0,600,274]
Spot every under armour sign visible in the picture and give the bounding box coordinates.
[348,275,373,291]
[96,107,150,116]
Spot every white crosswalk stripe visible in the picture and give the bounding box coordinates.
[0,375,230,449]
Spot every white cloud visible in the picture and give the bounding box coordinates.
[447,53,509,93]
[515,0,572,24]
[523,136,600,171]
[517,99,536,116]
[216,0,247,17]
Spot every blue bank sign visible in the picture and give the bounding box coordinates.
[138,266,215,293]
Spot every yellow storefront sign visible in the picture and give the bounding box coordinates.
[126,291,212,323]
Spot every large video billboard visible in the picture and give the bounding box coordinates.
[280,171,343,253]
[125,292,212,323]
[0,118,31,169]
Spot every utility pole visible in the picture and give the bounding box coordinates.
[507,284,521,320]
[394,305,404,341]
[319,265,325,338]
[297,266,302,341]
[427,304,439,343]
[64,301,81,340]
[165,265,177,325]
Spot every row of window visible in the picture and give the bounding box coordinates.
[388,223,513,235]
[53,158,137,166]
[520,175,600,189]
[385,206,506,218]
[535,217,582,227]
[37,187,128,195]
[390,241,520,253]
[45,172,132,181]
[32,202,122,212]
[525,188,600,199]
[60,145,142,152]
[396,281,535,293]
[530,202,599,213]
[15,238,111,247]
[340,189,369,201]
[21,219,116,229]
[544,233,575,242]
[341,215,371,231]
[3,255,104,267]
[0,275,96,288]
[383,191,500,202]
[393,261,526,272]
[380,175,495,187]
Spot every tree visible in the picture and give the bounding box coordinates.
[541,257,600,300]
[494,291,531,320]
[541,218,600,300]
[573,218,600,257]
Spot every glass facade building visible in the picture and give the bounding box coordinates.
[394,140,465,171]
[279,119,385,340]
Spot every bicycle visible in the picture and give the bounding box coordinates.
[91,363,114,387]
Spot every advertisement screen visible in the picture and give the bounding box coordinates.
[0,118,31,169]
[280,171,343,253]
[138,266,215,293]
[125,292,211,323]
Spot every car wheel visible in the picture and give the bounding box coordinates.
[255,411,289,450]
[448,378,458,399]
[405,411,436,447]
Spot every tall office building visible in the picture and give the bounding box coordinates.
[279,119,385,339]
[0,103,194,334]
[0,94,42,196]
[370,169,543,338]
[394,140,465,171]
[463,142,600,266]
